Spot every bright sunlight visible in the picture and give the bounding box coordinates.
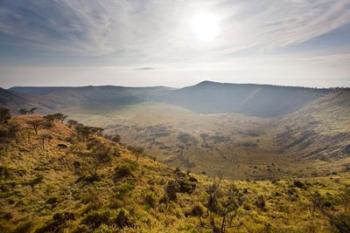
[189,11,221,42]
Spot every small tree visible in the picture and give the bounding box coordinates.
[75,124,104,141]
[18,108,29,115]
[28,119,44,135]
[111,134,121,143]
[44,113,67,123]
[0,107,11,124]
[205,180,245,233]
[341,186,350,213]
[67,119,78,128]
[40,133,53,150]
[127,145,144,161]
[0,122,19,144]
[29,107,37,114]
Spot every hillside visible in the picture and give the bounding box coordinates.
[276,90,350,161]
[8,82,330,117]
[9,86,172,113]
[0,88,46,113]
[159,81,329,117]
[1,113,350,233]
[3,83,349,179]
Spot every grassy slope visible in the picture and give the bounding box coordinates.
[1,115,350,233]
[64,100,350,179]
[64,102,297,179]
[275,90,350,174]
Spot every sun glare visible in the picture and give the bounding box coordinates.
[189,11,221,42]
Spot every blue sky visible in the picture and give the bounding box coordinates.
[0,0,349,88]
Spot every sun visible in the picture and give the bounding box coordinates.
[189,11,221,42]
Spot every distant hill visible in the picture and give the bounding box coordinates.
[6,82,335,117]
[9,85,172,113]
[0,87,48,113]
[159,81,330,117]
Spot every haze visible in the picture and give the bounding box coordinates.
[0,0,350,88]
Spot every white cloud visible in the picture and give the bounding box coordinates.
[0,0,349,59]
[0,0,349,88]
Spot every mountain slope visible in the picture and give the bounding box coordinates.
[10,86,172,113]
[1,115,350,233]
[7,82,331,117]
[276,89,350,161]
[160,81,329,117]
[0,88,48,113]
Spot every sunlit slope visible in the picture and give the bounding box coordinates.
[64,102,307,179]
[1,115,350,233]
[276,90,350,161]
[159,81,328,117]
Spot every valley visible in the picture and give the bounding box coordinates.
[2,82,350,180]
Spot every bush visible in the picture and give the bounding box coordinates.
[0,122,19,143]
[12,221,33,233]
[46,197,58,206]
[178,176,197,194]
[115,209,133,228]
[330,213,350,233]
[293,180,305,189]
[34,212,74,233]
[143,191,157,208]
[188,204,204,217]
[0,107,11,124]
[111,134,121,143]
[255,195,266,211]
[27,175,43,189]
[165,180,180,201]
[77,173,101,184]
[127,145,144,155]
[81,210,111,229]
[72,225,90,233]
[114,181,135,198]
[113,163,136,181]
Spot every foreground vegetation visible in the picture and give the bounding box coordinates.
[1,108,350,232]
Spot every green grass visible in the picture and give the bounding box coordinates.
[1,115,350,233]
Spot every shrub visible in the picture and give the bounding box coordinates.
[0,107,11,124]
[77,173,101,184]
[188,204,204,217]
[81,210,112,229]
[113,164,136,181]
[127,145,144,155]
[12,221,33,233]
[111,134,121,143]
[114,181,135,198]
[143,191,157,208]
[72,225,90,233]
[178,176,197,194]
[28,175,43,189]
[115,209,133,228]
[0,166,11,179]
[330,213,350,233]
[255,195,266,211]
[46,197,58,206]
[165,180,180,201]
[0,122,19,143]
[293,180,305,189]
[34,212,74,233]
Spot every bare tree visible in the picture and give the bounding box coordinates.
[28,119,44,135]
[29,107,38,114]
[40,133,53,150]
[0,107,11,124]
[205,178,245,233]
[18,108,29,115]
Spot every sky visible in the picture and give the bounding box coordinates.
[0,0,350,88]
